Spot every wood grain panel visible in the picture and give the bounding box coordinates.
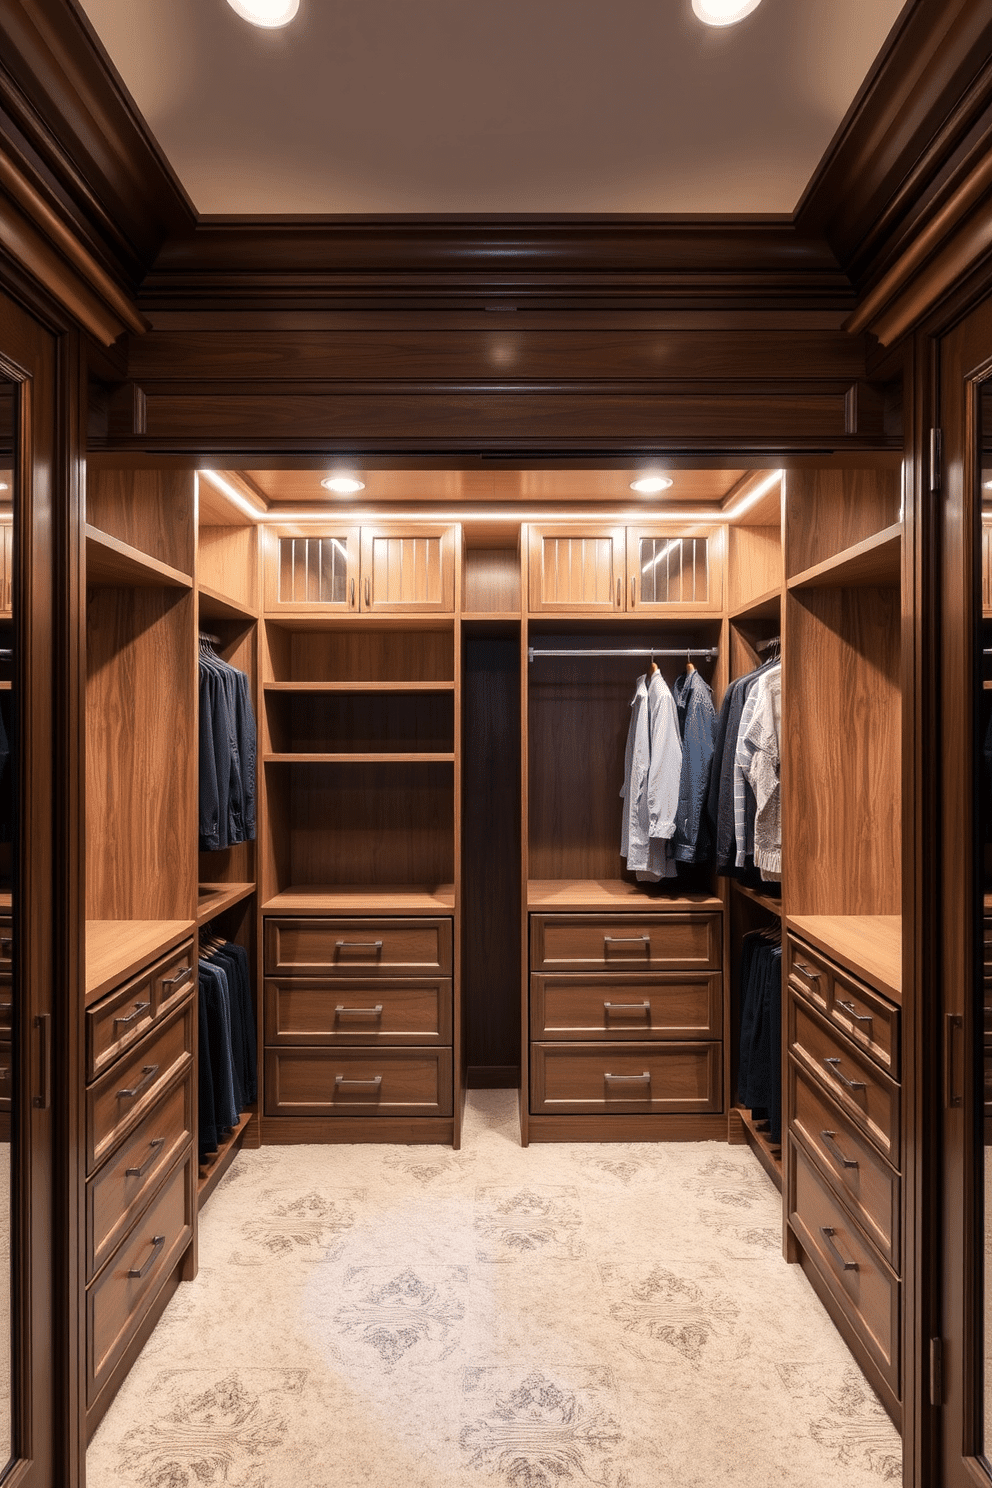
[784,587,900,917]
[529,527,624,612]
[729,526,783,612]
[530,1041,721,1114]
[531,972,721,1040]
[85,586,197,920]
[86,467,195,576]
[197,525,258,614]
[464,550,520,614]
[267,625,455,683]
[264,977,452,1045]
[264,690,454,755]
[784,469,901,579]
[264,1046,453,1116]
[362,527,455,613]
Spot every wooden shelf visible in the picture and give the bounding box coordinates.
[527,878,722,911]
[85,525,193,590]
[786,913,901,1003]
[198,1111,252,1208]
[263,614,455,633]
[86,919,196,1006]
[197,882,255,925]
[264,752,455,764]
[198,585,256,624]
[733,882,783,916]
[263,681,455,693]
[730,587,782,622]
[787,524,902,591]
[738,1107,783,1191]
[262,883,455,915]
[0,682,11,692]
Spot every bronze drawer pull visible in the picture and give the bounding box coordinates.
[821,1225,859,1272]
[820,1129,859,1169]
[160,968,192,991]
[795,962,821,981]
[335,1004,384,1018]
[822,1057,866,1091]
[836,999,873,1026]
[127,1234,165,1280]
[335,1074,383,1089]
[335,940,383,953]
[604,1071,651,1082]
[117,1064,159,1100]
[126,1137,165,1178]
[603,935,650,948]
[113,1001,150,1030]
[0,1066,9,1083]
[604,1001,651,1016]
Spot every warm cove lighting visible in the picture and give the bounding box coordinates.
[321,476,366,494]
[226,0,300,28]
[630,476,674,494]
[692,0,762,25]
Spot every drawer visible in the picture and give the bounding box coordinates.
[87,999,194,1176]
[786,938,831,1017]
[264,977,452,1046]
[264,1046,453,1117]
[789,1058,900,1267]
[787,935,898,1078]
[530,914,721,973]
[264,918,452,977]
[0,978,10,1034]
[0,917,12,972]
[86,1069,194,1283]
[0,1037,9,1112]
[87,1148,195,1407]
[530,1041,722,1116]
[530,973,721,1041]
[789,995,899,1166]
[86,938,196,1081]
[789,1140,900,1397]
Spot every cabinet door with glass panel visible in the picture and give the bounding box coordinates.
[264,525,455,615]
[627,525,723,614]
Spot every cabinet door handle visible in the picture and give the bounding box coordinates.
[160,968,191,991]
[117,1064,159,1100]
[0,937,12,956]
[34,1013,50,1110]
[350,578,356,608]
[0,1066,10,1084]
[114,1001,150,1030]
[335,1004,384,1018]
[946,1012,964,1108]
[604,1001,651,1016]
[365,577,371,608]
[822,1056,866,1092]
[821,1226,858,1272]
[127,1234,166,1279]
[0,1001,12,1014]
[630,576,636,607]
[335,1075,382,1090]
[126,1137,165,1178]
[820,1129,859,1169]
[335,940,383,953]
[604,1071,651,1083]
[836,999,873,1026]
[616,578,621,608]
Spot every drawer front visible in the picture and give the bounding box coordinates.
[789,996,899,1165]
[87,1070,194,1283]
[86,938,196,1081]
[264,1046,453,1117]
[264,977,452,1046]
[789,1141,900,1396]
[87,1149,195,1406]
[530,972,721,1041]
[264,918,452,977]
[0,975,11,1034]
[0,1038,10,1113]
[0,916,12,972]
[787,934,898,1078]
[786,937,831,1017]
[789,1059,900,1266]
[87,999,194,1176]
[531,914,721,973]
[530,1042,722,1115]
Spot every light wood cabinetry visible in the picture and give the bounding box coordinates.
[527,523,723,613]
[263,524,456,614]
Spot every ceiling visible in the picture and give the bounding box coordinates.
[75,0,908,216]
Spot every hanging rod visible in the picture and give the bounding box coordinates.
[528,646,718,663]
[199,631,221,646]
[757,636,781,654]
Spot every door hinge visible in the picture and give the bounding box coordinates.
[930,427,942,492]
[930,1337,944,1405]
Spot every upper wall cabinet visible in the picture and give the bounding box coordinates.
[527,524,723,614]
[264,525,456,615]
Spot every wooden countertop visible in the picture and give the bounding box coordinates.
[86,920,196,1006]
[527,879,722,912]
[786,913,901,1003]
[261,884,456,915]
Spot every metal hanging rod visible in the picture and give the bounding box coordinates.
[757,636,781,654]
[528,646,718,663]
[199,631,221,646]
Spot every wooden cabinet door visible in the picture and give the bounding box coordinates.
[527,525,626,612]
[263,526,360,612]
[626,526,723,612]
[359,526,455,613]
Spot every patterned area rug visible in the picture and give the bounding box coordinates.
[87,1093,901,1488]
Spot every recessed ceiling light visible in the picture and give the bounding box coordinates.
[321,476,366,494]
[985,479,992,490]
[226,0,300,28]
[630,476,674,494]
[0,484,8,492]
[692,0,762,26]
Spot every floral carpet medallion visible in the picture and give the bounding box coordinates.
[332,1264,467,1371]
[104,1368,306,1488]
[382,1149,475,1186]
[684,1156,768,1211]
[697,1209,780,1252]
[601,1263,746,1368]
[776,1365,901,1480]
[230,1187,363,1265]
[460,1368,626,1488]
[475,1186,584,1262]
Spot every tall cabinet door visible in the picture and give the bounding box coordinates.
[937,292,992,1488]
[527,526,626,612]
[0,292,57,1485]
[360,525,455,613]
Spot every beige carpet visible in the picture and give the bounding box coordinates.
[88,1092,901,1488]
